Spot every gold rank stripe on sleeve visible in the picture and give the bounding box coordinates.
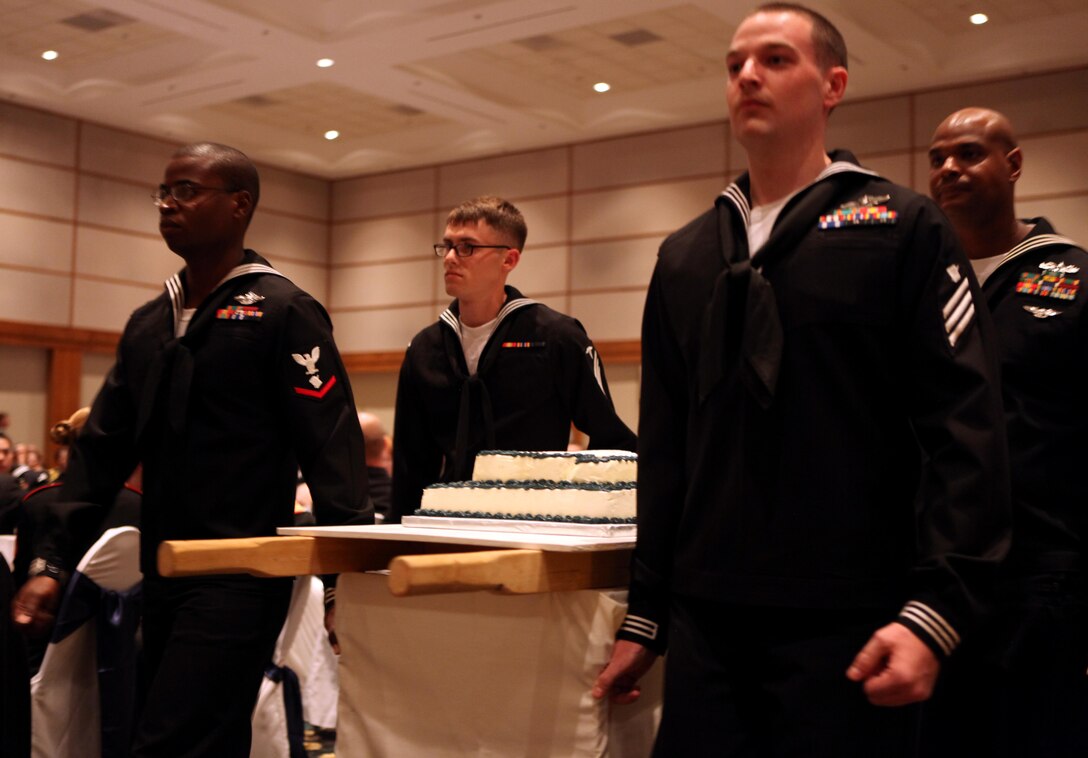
[941,264,975,348]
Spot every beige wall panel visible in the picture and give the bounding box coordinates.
[518,196,568,247]
[76,227,175,285]
[856,152,913,189]
[913,69,1088,147]
[570,237,660,291]
[273,260,328,304]
[348,372,399,431]
[508,244,568,297]
[438,148,569,207]
[572,124,727,191]
[1012,133,1088,198]
[72,279,158,332]
[78,175,158,235]
[0,213,73,273]
[331,305,437,353]
[248,212,328,267]
[1017,197,1088,247]
[334,168,436,220]
[911,151,939,196]
[0,103,77,166]
[571,177,722,241]
[827,97,912,156]
[332,212,434,265]
[599,362,640,435]
[529,294,571,317]
[0,155,75,219]
[330,260,432,310]
[259,166,329,221]
[0,269,70,326]
[569,291,646,342]
[81,352,117,407]
[0,345,49,448]
[80,124,173,184]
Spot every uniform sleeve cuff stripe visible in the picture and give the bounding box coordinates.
[620,615,659,641]
[899,602,959,655]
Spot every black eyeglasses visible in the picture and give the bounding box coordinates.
[433,242,511,258]
[152,182,237,207]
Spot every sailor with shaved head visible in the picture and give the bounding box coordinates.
[921,107,1088,756]
[592,5,1010,755]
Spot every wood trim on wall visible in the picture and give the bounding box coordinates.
[0,319,119,353]
[46,348,82,463]
[339,339,642,375]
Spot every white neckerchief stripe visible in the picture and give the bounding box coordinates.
[439,296,538,335]
[999,233,1080,267]
[720,161,881,230]
[163,259,286,331]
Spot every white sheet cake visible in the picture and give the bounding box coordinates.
[416,450,637,524]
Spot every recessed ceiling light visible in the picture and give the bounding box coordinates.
[41,50,59,61]
[324,130,340,141]
[593,82,611,93]
[316,58,334,68]
[969,13,988,25]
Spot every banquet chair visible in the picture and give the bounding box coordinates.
[30,526,141,758]
[250,575,330,758]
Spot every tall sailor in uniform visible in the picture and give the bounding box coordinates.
[593,5,1010,756]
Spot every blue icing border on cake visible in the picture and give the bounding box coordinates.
[426,479,635,491]
[478,449,636,463]
[414,509,635,524]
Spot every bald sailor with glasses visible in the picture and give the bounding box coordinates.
[390,195,636,523]
[12,142,370,757]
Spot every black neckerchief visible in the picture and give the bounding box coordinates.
[698,153,875,407]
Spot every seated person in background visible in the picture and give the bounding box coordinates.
[11,408,141,675]
[0,434,19,533]
[358,411,392,522]
[390,195,636,522]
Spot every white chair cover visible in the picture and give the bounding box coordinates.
[30,526,141,758]
[250,575,333,758]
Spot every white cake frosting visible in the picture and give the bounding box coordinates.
[418,449,637,523]
[471,449,636,484]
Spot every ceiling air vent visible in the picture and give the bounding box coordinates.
[390,104,424,116]
[611,29,662,47]
[237,95,278,107]
[515,34,565,52]
[61,9,136,32]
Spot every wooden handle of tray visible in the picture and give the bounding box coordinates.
[158,536,485,578]
[387,547,632,596]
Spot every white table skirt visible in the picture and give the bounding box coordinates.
[335,572,662,757]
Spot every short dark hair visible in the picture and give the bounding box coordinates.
[172,142,260,219]
[754,3,848,71]
[446,196,528,250]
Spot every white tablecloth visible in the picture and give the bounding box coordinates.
[335,572,662,757]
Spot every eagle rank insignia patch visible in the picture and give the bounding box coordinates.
[819,194,897,229]
[292,346,337,399]
[1016,261,1080,301]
